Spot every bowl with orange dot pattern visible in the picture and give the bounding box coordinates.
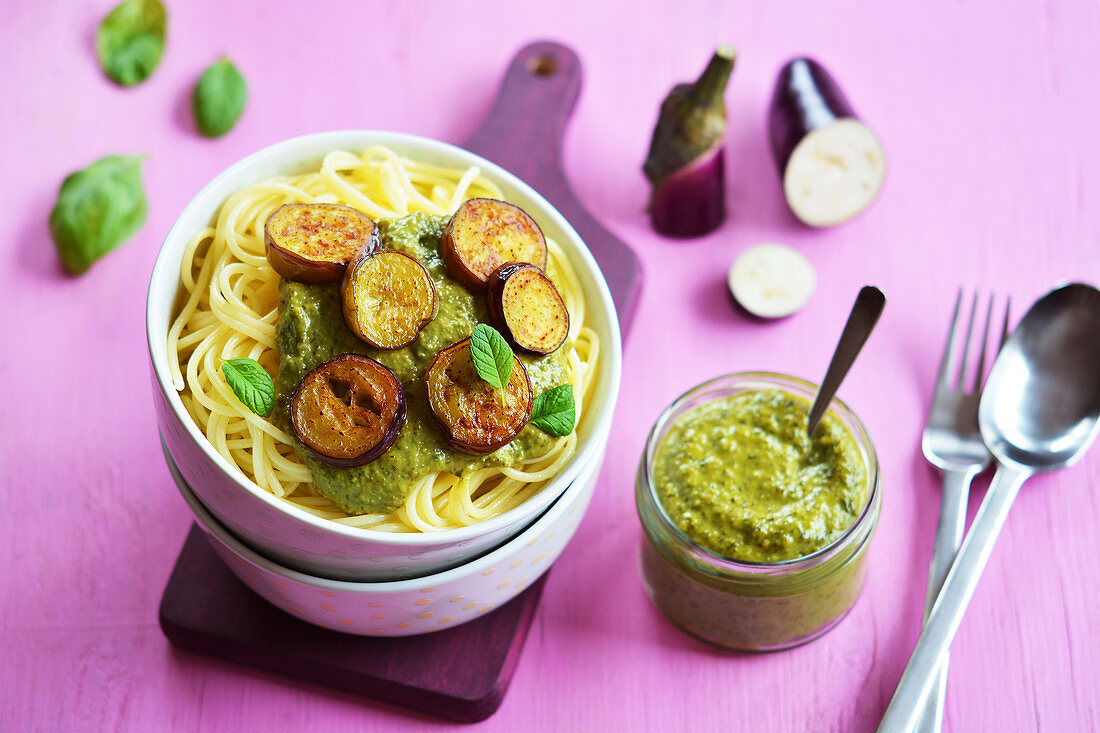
[166,438,598,636]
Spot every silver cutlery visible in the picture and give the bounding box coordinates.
[879,283,1100,732]
[916,291,1008,733]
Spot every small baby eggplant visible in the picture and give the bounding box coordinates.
[290,354,405,467]
[486,263,569,355]
[425,338,533,455]
[265,203,379,283]
[441,198,548,291]
[768,57,886,227]
[643,46,735,238]
[342,249,439,349]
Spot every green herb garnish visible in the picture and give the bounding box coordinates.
[531,384,576,436]
[49,155,147,274]
[470,323,513,403]
[96,0,167,87]
[221,358,275,418]
[193,57,248,137]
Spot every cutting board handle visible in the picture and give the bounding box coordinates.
[463,41,581,179]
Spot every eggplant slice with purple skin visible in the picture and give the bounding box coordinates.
[425,338,533,455]
[769,58,886,227]
[290,354,405,467]
[342,249,439,349]
[265,203,380,283]
[441,198,548,291]
[486,262,569,354]
[643,46,735,238]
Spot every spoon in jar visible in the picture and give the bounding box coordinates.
[806,285,886,435]
[878,282,1100,732]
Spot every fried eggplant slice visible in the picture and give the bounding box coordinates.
[265,203,379,283]
[341,249,438,349]
[486,263,569,354]
[441,198,548,291]
[290,354,405,467]
[425,338,533,455]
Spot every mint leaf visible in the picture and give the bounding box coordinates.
[193,57,248,138]
[96,0,167,87]
[221,358,274,417]
[49,155,147,274]
[531,384,575,436]
[470,323,513,390]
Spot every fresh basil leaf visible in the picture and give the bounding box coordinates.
[193,57,248,138]
[531,384,575,436]
[470,323,513,390]
[96,0,167,87]
[49,155,147,274]
[221,358,275,418]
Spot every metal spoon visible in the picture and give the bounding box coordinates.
[807,285,886,435]
[878,282,1100,732]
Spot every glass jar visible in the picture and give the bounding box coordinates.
[636,372,881,651]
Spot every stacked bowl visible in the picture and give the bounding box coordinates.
[147,131,622,636]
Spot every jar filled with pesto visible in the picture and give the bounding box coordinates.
[636,372,881,651]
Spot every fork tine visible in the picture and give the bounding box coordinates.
[935,289,963,387]
[972,294,995,393]
[954,292,979,390]
[1000,298,1012,349]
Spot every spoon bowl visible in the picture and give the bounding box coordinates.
[980,283,1100,470]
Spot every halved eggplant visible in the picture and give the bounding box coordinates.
[265,203,379,283]
[290,354,405,467]
[768,58,886,227]
[341,249,438,349]
[486,263,569,354]
[441,198,548,291]
[425,338,533,455]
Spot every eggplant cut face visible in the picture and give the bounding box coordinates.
[441,198,548,291]
[486,263,569,354]
[425,338,533,455]
[290,354,406,467]
[341,250,438,349]
[265,203,380,283]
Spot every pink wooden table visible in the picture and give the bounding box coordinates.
[3,1,1098,730]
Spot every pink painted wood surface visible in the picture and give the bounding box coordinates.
[2,1,1098,731]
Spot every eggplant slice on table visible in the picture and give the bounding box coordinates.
[769,58,886,227]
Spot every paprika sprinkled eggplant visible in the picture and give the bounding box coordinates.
[265,203,379,283]
[643,45,735,238]
[341,249,438,349]
[425,338,533,455]
[441,198,547,291]
[768,57,886,227]
[486,263,569,355]
[290,354,405,467]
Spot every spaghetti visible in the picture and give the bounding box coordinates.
[168,146,599,533]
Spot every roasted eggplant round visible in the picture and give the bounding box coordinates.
[290,354,405,467]
[425,338,533,455]
[441,198,548,291]
[341,249,439,349]
[486,263,569,354]
[264,203,380,283]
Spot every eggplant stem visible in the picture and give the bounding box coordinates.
[690,46,736,107]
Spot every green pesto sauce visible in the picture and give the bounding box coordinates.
[653,389,867,563]
[274,212,569,515]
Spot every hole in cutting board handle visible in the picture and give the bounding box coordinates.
[527,54,558,77]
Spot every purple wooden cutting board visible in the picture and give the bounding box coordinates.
[158,41,639,723]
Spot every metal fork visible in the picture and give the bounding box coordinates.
[917,291,1010,733]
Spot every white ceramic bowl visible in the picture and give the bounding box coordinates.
[147,131,621,581]
[165,439,598,636]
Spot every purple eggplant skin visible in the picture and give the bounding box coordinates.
[643,46,735,238]
[768,57,860,177]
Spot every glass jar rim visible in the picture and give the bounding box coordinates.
[641,371,881,575]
